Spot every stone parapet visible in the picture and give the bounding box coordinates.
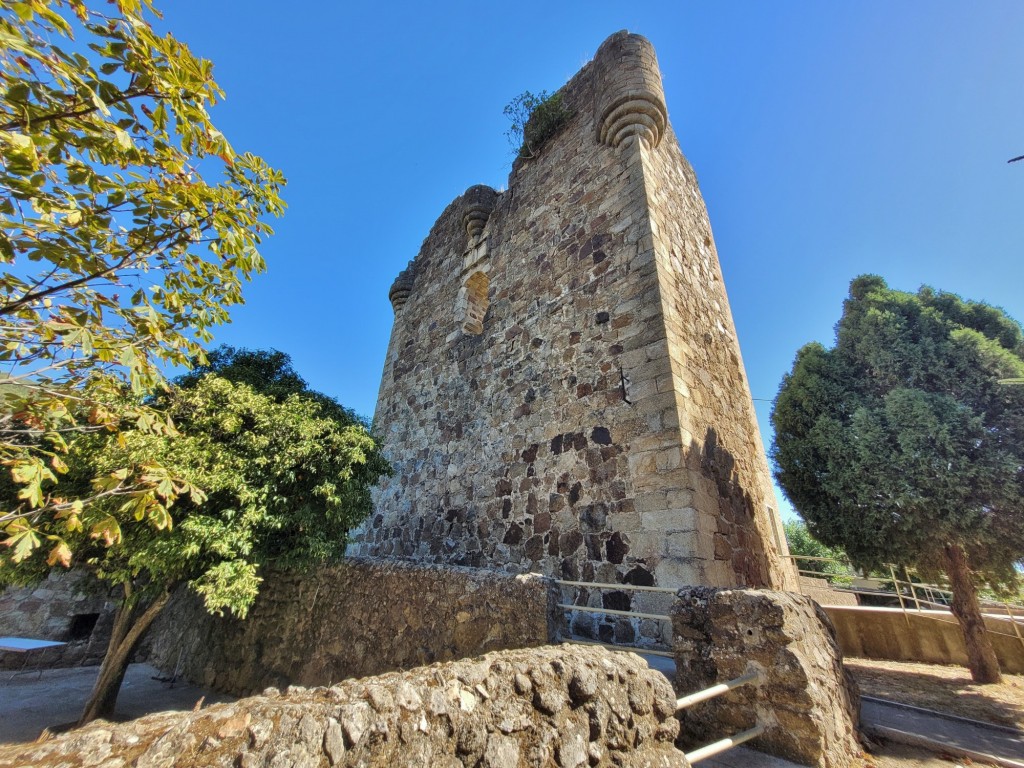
[144,557,558,697]
[672,587,860,768]
[0,645,689,768]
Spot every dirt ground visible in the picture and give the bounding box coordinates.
[845,656,1024,730]
[856,739,999,767]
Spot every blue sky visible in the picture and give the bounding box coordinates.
[156,2,1024,519]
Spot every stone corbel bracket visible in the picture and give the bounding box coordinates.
[595,31,668,150]
[461,184,498,275]
[388,260,415,313]
[462,185,499,242]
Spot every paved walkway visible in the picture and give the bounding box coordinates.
[639,652,1024,768]
[0,663,234,744]
[861,696,1024,768]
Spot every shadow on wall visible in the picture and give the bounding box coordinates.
[685,428,775,589]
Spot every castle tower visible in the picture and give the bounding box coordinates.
[350,32,797,594]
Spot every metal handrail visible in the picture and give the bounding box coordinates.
[676,669,760,711]
[675,669,764,763]
[685,723,766,764]
[788,554,1024,612]
[557,603,670,622]
[554,578,678,594]
[789,554,1024,651]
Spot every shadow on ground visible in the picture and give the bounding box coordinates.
[846,657,1024,731]
[0,663,235,744]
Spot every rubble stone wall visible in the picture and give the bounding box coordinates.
[144,558,557,697]
[350,30,795,609]
[0,645,690,768]
[0,570,115,670]
[672,587,860,768]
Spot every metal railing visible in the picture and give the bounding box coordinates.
[553,578,676,658]
[554,579,768,763]
[676,667,763,763]
[790,555,1024,651]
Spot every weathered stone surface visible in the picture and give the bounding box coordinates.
[0,570,115,670]
[144,557,558,697]
[351,29,796,605]
[672,587,860,767]
[0,646,690,768]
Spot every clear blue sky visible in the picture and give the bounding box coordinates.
[156,2,1024,519]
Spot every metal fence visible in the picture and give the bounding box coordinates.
[553,578,675,658]
[553,578,765,763]
[675,668,763,764]
[790,554,1024,651]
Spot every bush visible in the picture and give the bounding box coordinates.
[504,90,572,159]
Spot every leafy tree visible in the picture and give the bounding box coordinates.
[0,0,285,563]
[772,275,1024,683]
[175,345,355,422]
[1,350,389,724]
[783,518,849,578]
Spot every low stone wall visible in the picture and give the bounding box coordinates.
[0,645,689,768]
[672,587,860,768]
[0,570,115,671]
[824,605,1024,674]
[144,557,558,696]
[798,576,859,608]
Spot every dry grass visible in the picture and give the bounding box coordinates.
[845,656,1024,730]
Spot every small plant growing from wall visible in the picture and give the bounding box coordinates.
[504,90,572,159]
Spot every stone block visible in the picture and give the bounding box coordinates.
[672,588,860,767]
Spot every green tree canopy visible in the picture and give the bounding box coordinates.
[0,0,285,563]
[783,519,849,578]
[772,275,1024,682]
[1,350,390,723]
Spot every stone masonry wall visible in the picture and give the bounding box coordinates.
[0,645,687,768]
[144,558,556,697]
[0,570,115,670]
[672,587,860,768]
[638,121,793,591]
[351,31,795,599]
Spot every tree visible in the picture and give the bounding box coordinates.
[783,519,849,578]
[772,275,1024,684]
[0,0,285,564]
[1,350,390,724]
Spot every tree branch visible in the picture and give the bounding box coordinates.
[0,88,158,133]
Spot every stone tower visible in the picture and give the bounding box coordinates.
[350,31,797,593]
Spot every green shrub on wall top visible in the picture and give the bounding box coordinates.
[504,90,572,159]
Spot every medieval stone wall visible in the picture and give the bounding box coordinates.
[638,122,791,591]
[0,645,688,768]
[351,31,795,597]
[144,558,557,697]
[0,570,115,670]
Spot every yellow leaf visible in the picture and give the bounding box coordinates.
[46,541,72,568]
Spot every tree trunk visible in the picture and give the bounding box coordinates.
[78,587,172,726]
[943,543,1002,685]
